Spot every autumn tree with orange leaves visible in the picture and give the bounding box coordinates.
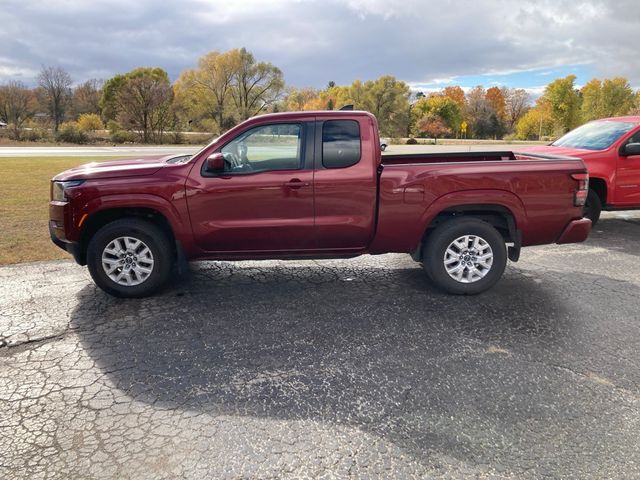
[416,114,451,143]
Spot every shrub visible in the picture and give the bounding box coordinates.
[168,131,184,144]
[184,133,216,145]
[196,118,218,134]
[110,130,135,144]
[406,137,418,145]
[77,113,103,132]
[57,122,88,144]
[22,127,52,142]
[107,120,122,133]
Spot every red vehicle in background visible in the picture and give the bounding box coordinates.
[49,110,591,298]
[521,116,640,225]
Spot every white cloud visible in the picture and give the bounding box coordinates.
[0,0,638,89]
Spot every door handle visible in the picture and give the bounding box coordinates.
[284,179,310,189]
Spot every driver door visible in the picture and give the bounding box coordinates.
[616,129,640,205]
[186,122,316,253]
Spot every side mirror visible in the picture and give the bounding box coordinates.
[206,153,225,172]
[621,142,640,156]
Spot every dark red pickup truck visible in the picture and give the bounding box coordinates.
[523,116,640,224]
[50,111,591,297]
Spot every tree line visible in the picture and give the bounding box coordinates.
[515,76,638,140]
[1,48,640,144]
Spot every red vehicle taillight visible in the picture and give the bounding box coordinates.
[571,173,589,207]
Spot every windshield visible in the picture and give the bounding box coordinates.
[551,121,636,150]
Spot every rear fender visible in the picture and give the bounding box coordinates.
[417,189,527,247]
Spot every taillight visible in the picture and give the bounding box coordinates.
[571,173,589,206]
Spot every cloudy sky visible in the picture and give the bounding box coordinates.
[0,0,638,94]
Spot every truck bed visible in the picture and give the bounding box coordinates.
[370,150,587,254]
[382,151,517,165]
[381,150,579,166]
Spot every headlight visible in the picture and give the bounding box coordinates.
[51,180,84,202]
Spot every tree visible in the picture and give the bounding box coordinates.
[38,66,72,132]
[72,79,102,117]
[483,87,508,138]
[304,76,410,135]
[296,84,351,110]
[101,67,174,143]
[629,92,640,115]
[0,81,35,139]
[230,48,285,121]
[542,75,581,134]
[301,94,329,111]
[464,86,497,138]
[503,88,530,132]
[516,99,553,140]
[411,95,462,136]
[442,86,466,110]
[174,50,238,133]
[358,75,411,136]
[284,87,319,111]
[580,79,602,122]
[485,87,506,121]
[416,114,451,143]
[581,77,635,120]
[601,78,635,117]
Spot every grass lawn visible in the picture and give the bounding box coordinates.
[0,157,132,265]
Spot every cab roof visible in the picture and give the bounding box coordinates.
[251,110,376,121]
[595,115,640,124]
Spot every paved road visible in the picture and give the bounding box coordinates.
[0,146,201,157]
[1,212,639,479]
[0,143,542,157]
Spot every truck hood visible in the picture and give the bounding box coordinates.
[515,144,600,159]
[52,155,180,181]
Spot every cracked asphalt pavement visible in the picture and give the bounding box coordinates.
[1,212,639,479]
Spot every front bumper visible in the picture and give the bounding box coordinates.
[49,221,85,265]
[556,217,592,244]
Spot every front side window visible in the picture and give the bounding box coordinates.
[322,120,361,168]
[220,123,302,174]
[551,121,636,151]
[624,129,640,145]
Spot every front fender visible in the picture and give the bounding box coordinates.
[69,193,190,245]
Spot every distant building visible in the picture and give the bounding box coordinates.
[33,112,50,126]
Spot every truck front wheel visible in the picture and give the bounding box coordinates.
[86,218,173,298]
[422,218,507,295]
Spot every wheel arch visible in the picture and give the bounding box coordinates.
[589,177,608,206]
[77,207,178,266]
[413,203,521,263]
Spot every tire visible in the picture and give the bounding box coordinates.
[422,217,507,295]
[380,144,387,151]
[583,189,602,226]
[86,218,173,298]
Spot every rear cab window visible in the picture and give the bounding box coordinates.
[322,120,361,168]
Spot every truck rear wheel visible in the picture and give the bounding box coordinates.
[422,218,507,295]
[86,218,173,298]
[583,189,602,226]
